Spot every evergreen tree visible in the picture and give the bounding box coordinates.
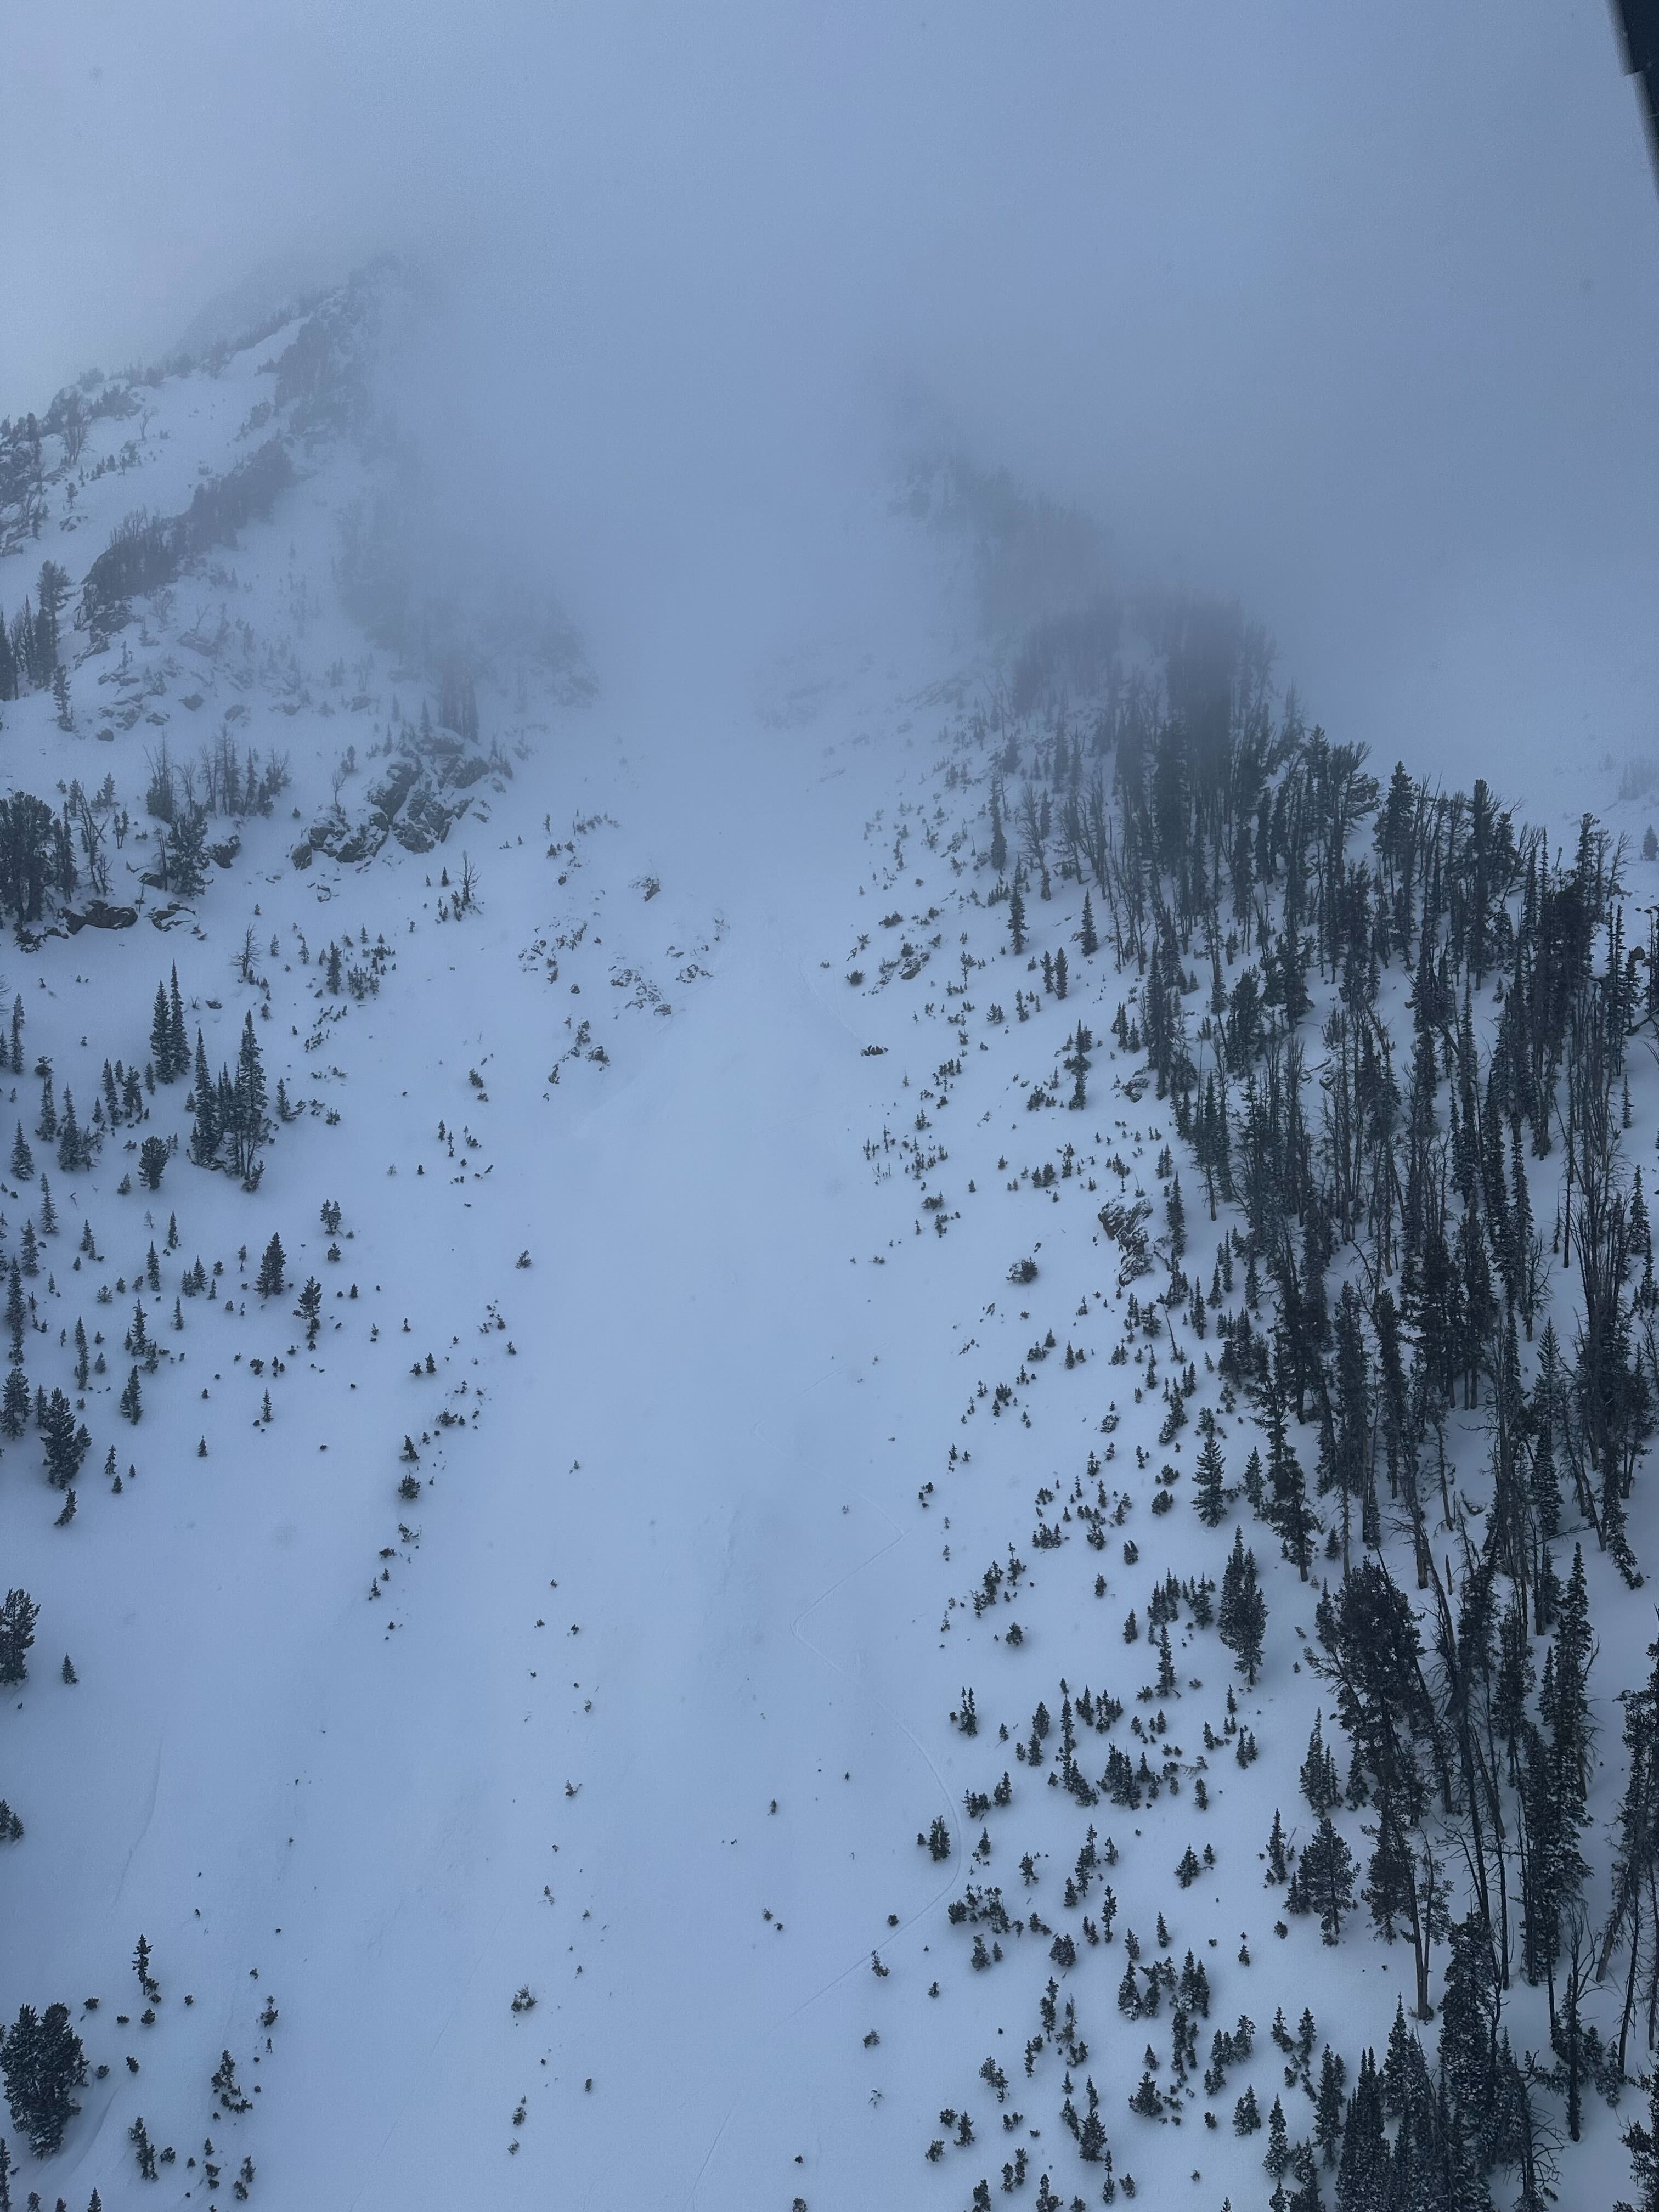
[226,1013,269,1182]
[1363,1797,1446,2021]
[1602,1634,1659,2071]
[1437,1911,1498,2142]
[189,1030,218,1166]
[1300,1713,1341,1815]
[123,1291,151,1362]
[1265,2094,1291,2176]
[1060,1020,1091,1111]
[190,1084,218,1166]
[1166,1171,1186,1264]
[1336,2047,1389,2212]
[1218,1529,1267,1685]
[1079,890,1099,958]
[1301,1814,1357,1944]
[128,2115,158,2181]
[1618,2059,1659,2212]
[1264,1351,1317,1578]
[0,2000,86,2155]
[1078,2076,1106,2162]
[1193,1428,1228,1526]
[33,562,67,683]
[1007,880,1027,956]
[8,1125,31,1182]
[1545,1543,1595,1819]
[1381,2000,1416,2119]
[1,1368,29,1441]
[150,982,173,1079]
[1520,1704,1571,1993]
[1555,1909,1593,2144]
[40,1390,88,1488]
[168,965,188,1074]
[1242,1446,1265,1511]
[1327,1282,1375,1565]
[55,1090,87,1176]
[1310,1556,1433,1821]
[1314,2044,1348,2165]
[163,804,210,896]
[256,1234,285,1299]
[132,1934,157,2002]
[0,1588,38,1684]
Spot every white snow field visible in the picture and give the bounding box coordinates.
[2,274,1658,2212]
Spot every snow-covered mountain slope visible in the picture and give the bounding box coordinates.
[0,281,1023,2211]
[3,269,1659,2212]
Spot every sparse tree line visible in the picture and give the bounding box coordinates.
[77,438,291,641]
[0,1925,268,2203]
[0,560,70,726]
[144,732,289,830]
[0,1189,349,2187]
[0,755,247,935]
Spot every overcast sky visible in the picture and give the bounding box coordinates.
[5,2,1657,802]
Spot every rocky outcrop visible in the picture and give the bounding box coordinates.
[62,901,139,933]
[295,720,509,868]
